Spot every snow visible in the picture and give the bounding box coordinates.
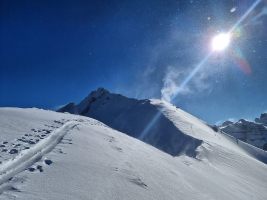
[58,89,266,159]
[58,89,204,156]
[220,114,267,150]
[0,105,267,199]
[151,99,267,163]
[0,121,77,187]
[0,107,75,142]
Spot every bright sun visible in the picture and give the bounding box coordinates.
[211,33,231,52]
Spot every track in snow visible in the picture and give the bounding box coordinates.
[0,121,78,191]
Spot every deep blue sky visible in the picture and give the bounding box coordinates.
[1,0,267,124]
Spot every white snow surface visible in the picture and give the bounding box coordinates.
[0,107,267,199]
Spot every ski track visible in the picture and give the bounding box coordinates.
[0,121,78,191]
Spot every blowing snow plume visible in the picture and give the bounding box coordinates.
[160,64,212,102]
[160,67,190,102]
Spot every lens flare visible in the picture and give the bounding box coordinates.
[211,33,231,52]
[231,48,252,74]
[139,0,262,139]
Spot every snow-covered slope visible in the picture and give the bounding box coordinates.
[58,88,267,161]
[59,88,203,156]
[220,114,267,151]
[153,100,267,163]
[0,107,267,199]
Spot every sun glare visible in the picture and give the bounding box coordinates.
[211,33,231,52]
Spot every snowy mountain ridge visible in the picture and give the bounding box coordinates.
[59,88,203,157]
[58,88,267,163]
[0,89,266,199]
[220,114,267,151]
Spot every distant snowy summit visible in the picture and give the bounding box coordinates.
[58,88,202,157]
[220,114,267,151]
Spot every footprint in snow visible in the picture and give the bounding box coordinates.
[182,160,192,166]
[54,148,65,154]
[37,165,43,172]
[105,136,115,143]
[28,167,35,172]
[28,165,44,173]
[112,146,123,152]
[115,167,148,189]
[28,140,36,145]
[129,177,148,189]
[113,167,119,172]
[9,149,18,154]
[44,159,53,165]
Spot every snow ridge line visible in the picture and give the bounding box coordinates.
[0,121,78,186]
[220,130,267,164]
